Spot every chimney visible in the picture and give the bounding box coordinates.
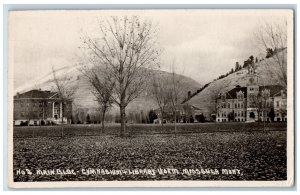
[280,90,285,97]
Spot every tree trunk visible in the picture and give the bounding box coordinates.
[215,99,218,131]
[263,110,266,131]
[101,110,106,134]
[257,111,260,131]
[120,105,126,137]
[160,108,164,130]
[119,62,126,138]
[61,103,64,138]
[174,111,177,137]
[61,116,64,138]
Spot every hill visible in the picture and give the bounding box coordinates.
[186,51,286,119]
[15,65,201,117]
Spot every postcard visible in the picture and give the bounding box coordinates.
[8,9,294,188]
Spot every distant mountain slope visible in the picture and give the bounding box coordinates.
[186,51,286,119]
[15,65,201,114]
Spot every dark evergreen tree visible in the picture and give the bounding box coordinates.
[86,114,91,124]
[268,108,275,122]
[266,48,274,58]
[235,62,240,71]
[148,110,158,123]
[249,55,254,62]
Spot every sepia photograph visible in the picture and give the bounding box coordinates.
[7,9,294,188]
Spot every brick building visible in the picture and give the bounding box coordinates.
[13,89,72,125]
[216,63,287,123]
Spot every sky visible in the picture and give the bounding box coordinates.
[10,9,292,88]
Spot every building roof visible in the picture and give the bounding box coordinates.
[153,104,202,113]
[225,86,247,99]
[259,85,284,97]
[14,89,58,99]
[191,105,201,110]
[219,85,284,100]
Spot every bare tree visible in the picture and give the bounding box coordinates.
[167,63,185,135]
[81,66,114,133]
[260,89,271,130]
[80,16,160,137]
[150,71,170,129]
[52,67,76,137]
[254,20,287,89]
[250,89,270,130]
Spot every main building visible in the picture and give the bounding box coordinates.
[216,63,287,123]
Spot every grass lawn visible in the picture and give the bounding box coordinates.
[13,122,287,138]
[13,123,287,181]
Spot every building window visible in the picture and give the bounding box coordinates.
[276,101,280,107]
[221,94,226,101]
[237,92,244,100]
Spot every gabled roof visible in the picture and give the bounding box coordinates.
[259,85,284,97]
[225,86,247,99]
[14,89,58,99]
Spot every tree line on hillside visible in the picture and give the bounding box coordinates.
[181,55,258,104]
[182,42,286,104]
